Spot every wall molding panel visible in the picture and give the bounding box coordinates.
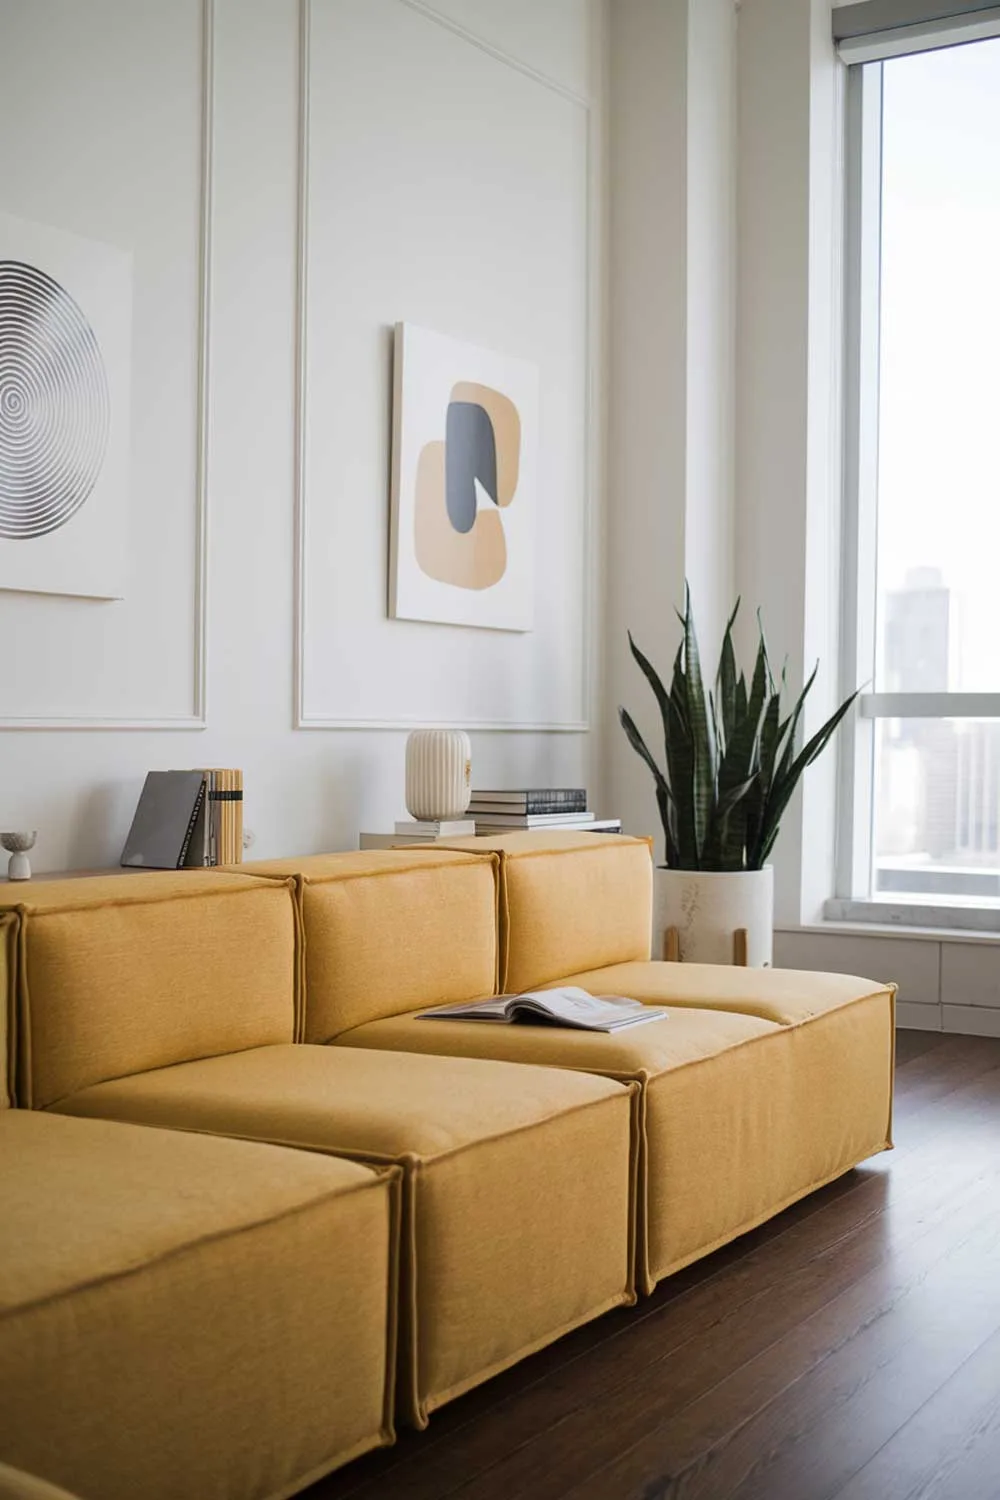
[294,0,599,732]
[0,0,214,730]
[395,0,594,109]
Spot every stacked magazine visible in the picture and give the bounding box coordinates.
[418,986,666,1033]
[468,789,622,835]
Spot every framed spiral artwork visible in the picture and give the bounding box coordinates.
[0,213,131,599]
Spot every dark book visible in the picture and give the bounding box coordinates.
[120,771,207,869]
[470,789,588,814]
[473,817,622,834]
[469,810,595,828]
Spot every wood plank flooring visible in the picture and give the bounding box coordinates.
[304,1032,1000,1500]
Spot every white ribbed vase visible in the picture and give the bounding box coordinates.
[405,730,472,822]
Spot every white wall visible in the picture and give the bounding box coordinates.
[604,0,738,861]
[733,0,846,929]
[0,0,604,871]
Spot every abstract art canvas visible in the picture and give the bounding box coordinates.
[389,323,538,631]
[0,212,132,599]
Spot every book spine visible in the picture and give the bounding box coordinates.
[210,771,218,866]
[222,768,231,864]
[199,773,210,866]
[177,781,206,869]
[234,769,243,863]
[524,791,587,812]
[470,797,588,815]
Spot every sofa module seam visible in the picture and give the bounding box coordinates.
[54,1082,632,1170]
[259,1427,397,1500]
[630,989,893,1082]
[37,1042,300,1115]
[0,913,17,1109]
[420,1287,637,1418]
[358,1083,637,1170]
[5,877,297,919]
[0,1161,400,1325]
[299,853,497,886]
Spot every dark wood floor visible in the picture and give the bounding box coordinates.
[306,1031,1000,1500]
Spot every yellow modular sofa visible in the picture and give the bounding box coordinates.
[0,835,894,1496]
[243,835,896,1295]
[0,901,399,1500]
[3,864,636,1446]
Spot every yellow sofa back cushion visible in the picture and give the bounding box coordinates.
[431,833,654,993]
[8,872,298,1109]
[243,851,500,1040]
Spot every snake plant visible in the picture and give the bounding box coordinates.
[619,588,859,871]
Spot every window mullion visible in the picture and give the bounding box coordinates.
[836,62,883,900]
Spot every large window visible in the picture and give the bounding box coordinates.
[839,30,1000,921]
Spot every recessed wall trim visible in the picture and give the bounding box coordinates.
[0,0,214,732]
[293,0,598,733]
[396,0,592,110]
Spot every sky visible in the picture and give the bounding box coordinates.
[876,37,1000,693]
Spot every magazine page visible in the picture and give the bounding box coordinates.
[511,987,666,1031]
[418,997,512,1022]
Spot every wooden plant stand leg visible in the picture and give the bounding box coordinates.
[665,927,750,964]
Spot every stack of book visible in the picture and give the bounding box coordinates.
[120,768,244,869]
[468,789,622,835]
[361,818,476,850]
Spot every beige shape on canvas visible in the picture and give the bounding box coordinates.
[413,440,507,590]
[450,382,521,506]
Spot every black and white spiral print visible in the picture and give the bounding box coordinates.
[0,260,110,539]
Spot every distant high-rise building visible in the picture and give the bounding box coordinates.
[883,566,950,693]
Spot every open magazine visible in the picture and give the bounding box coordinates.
[418,985,667,1033]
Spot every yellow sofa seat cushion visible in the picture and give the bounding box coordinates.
[337,1004,776,1078]
[429,832,653,993]
[0,1110,398,1500]
[52,1042,636,1428]
[336,988,895,1294]
[244,850,500,1040]
[8,872,298,1108]
[550,958,895,1025]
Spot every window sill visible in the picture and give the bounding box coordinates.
[816,897,1000,940]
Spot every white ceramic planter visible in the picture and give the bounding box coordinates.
[404,730,472,821]
[653,866,774,967]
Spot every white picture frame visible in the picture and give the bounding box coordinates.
[0,212,132,600]
[389,322,538,632]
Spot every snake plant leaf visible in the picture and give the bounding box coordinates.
[618,706,670,800]
[627,632,670,723]
[771,661,818,795]
[621,584,858,873]
[670,641,688,730]
[706,771,761,870]
[665,689,698,865]
[718,598,741,751]
[734,672,748,725]
[743,693,783,868]
[682,585,716,864]
[750,686,861,868]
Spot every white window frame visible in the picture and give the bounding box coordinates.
[830,34,1000,934]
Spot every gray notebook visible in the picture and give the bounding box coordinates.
[120,771,206,869]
